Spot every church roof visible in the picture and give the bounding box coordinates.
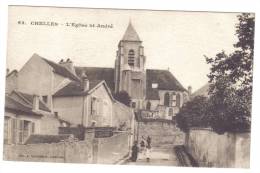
[74,67,186,100]
[121,22,141,41]
[191,83,210,98]
[146,69,187,100]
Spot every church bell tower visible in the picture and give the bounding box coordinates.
[114,21,146,109]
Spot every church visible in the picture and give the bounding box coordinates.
[6,21,190,123]
[76,21,190,120]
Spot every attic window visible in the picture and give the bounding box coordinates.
[152,83,158,89]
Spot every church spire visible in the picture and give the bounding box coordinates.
[122,20,141,41]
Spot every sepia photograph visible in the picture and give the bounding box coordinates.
[2,5,255,169]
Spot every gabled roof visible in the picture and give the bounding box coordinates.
[25,134,72,144]
[39,56,80,82]
[10,91,51,112]
[54,79,115,102]
[146,69,187,100]
[5,96,42,116]
[75,67,115,91]
[6,70,18,78]
[121,22,141,42]
[53,80,102,97]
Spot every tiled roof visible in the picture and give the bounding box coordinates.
[191,83,210,98]
[122,22,141,41]
[74,67,186,100]
[5,96,42,116]
[41,57,80,82]
[13,91,51,112]
[146,69,187,100]
[75,67,115,92]
[25,134,72,144]
[53,80,102,97]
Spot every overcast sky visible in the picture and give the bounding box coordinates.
[7,6,240,91]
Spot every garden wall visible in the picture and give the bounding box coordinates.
[187,128,250,168]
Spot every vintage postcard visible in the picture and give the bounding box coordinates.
[3,5,255,168]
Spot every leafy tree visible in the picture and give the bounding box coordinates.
[176,96,209,132]
[206,77,251,134]
[114,90,131,106]
[204,13,254,133]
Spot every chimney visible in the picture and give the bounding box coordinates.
[59,58,76,75]
[188,86,192,96]
[81,72,89,91]
[33,95,40,111]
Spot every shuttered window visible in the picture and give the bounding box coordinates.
[128,49,135,66]
[9,118,35,144]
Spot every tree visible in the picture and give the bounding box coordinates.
[205,13,254,133]
[176,96,209,132]
[114,90,131,106]
[206,77,251,134]
[206,13,255,94]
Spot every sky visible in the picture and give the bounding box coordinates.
[7,6,240,91]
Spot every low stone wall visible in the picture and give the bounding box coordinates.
[4,142,66,162]
[137,121,185,147]
[3,131,130,164]
[187,128,250,168]
[95,132,130,164]
[3,140,93,163]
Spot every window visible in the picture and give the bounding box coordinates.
[4,117,9,144]
[42,96,48,104]
[164,92,170,106]
[176,93,181,107]
[152,83,158,89]
[10,119,35,144]
[171,92,177,106]
[54,112,58,117]
[128,49,135,66]
[18,120,24,143]
[132,102,136,108]
[169,108,174,116]
[146,101,151,110]
[91,97,97,115]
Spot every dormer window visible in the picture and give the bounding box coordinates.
[128,49,135,66]
[152,83,158,89]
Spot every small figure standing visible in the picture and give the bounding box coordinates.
[140,136,146,153]
[145,143,151,162]
[130,141,139,162]
[147,136,151,146]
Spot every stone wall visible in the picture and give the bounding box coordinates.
[112,101,134,130]
[137,121,185,147]
[95,132,130,164]
[3,130,130,164]
[187,128,250,168]
[3,140,93,163]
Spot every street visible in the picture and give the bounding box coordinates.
[125,145,180,166]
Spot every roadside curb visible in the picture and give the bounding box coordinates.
[114,153,131,165]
